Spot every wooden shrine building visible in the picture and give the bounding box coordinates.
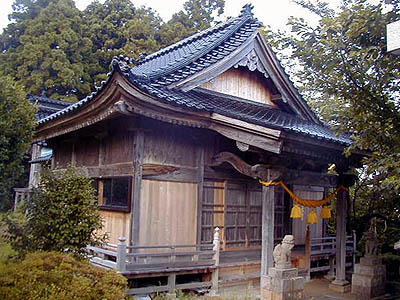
[32,4,362,296]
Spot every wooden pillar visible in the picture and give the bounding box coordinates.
[305,225,311,281]
[130,130,144,246]
[196,147,204,244]
[28,144,41,188]
[329,185,350,292]
[260,169,275,286]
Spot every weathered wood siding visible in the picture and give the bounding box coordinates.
[142,122,200,168]
[291,185,324,245]
[200,68,275,106]
[53,141,72,168]
[139,179,198,246]
[104,131,134,165]
[75,137,100,167]
[99,210,130,245]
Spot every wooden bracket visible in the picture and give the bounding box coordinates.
[210,151,280,181]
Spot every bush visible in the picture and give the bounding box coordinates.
[3,168,106,256]
[0,251,127,300]
[0,75,36,211]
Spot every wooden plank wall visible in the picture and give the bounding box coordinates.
[200,67,275,106]
[142,122,200,167]
[139,180,198,247]
[99,210,130,245]
[291,185,324,245]
[52,120,135,246]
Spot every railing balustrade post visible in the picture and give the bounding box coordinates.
[352,230,357,271]
[210,227,220,296]
[117,236,126,272]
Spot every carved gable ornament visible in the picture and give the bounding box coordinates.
[234,49,269,78]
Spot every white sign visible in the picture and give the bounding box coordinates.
[387,20,400,55]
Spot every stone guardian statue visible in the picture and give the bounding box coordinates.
[273,235,295,269]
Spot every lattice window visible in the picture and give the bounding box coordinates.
[201,180,291,250]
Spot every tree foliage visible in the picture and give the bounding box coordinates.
[82,0,162,86]
[269,0,400,250]
[159,0,225,45]
[4,168,106,256]
[0,0,225,101]
[0,251,127,300]
[0,75,36,211]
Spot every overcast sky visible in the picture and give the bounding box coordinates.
[0,0,328,32]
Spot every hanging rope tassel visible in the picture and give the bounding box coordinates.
[259,180,348,208]
[307,209,318,224]
[290,204,302,219]
[320,205,332,219]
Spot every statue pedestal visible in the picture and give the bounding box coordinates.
[351,256,386,299]
[261,267,304,300]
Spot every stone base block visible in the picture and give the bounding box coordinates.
[261,267,304,300]
[352,261,386,299]
[261,289,304,300]
[329,281,351,293]
[360,256,382,266]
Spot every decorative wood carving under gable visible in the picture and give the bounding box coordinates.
[234,48,268,77]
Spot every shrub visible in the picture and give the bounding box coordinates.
[0,75,36,211]
[3,168,106,256]
[0,251,127,300]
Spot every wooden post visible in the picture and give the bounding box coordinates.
[196,147,204,244]
[167,274,177,296]
[260,169,275,287]
[329,186,350,292]
[13,190,20,212]
[210,227,220,296]
[305,226,311,281]
[130,130,144,246]
[28,144,41,188]
[116,236,127,272]
[352,230,357,271]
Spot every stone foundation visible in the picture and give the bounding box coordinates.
[261,267,304,300]
[351,256,386,299]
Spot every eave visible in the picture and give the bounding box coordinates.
[34,71,284,154]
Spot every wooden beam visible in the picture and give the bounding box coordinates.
[130,130,144,246]
[210,152,254,178]
[142,166,197,183]
[142,164,179,176]
[260,169,275,288]
[332,184,349,285]
[196,147,205,244]
[210,151,338,187]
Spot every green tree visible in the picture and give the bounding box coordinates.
[0,75,36,211]
[4,168,106,256]
[159,0,225,46]
[82,0,162,85]
[270,0,400,250]
[0,0,92,101]
[0,251,127,300]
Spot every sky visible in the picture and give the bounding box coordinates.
[0,0,328,32]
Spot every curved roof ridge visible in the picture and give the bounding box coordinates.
[136,17,236,66]
[136,3,257,67]
[131,5,262,82]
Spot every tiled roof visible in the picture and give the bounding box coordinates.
[29,94,71,120]
[127,78,352,146]
[37,4,351,146]
[131,4,261,85]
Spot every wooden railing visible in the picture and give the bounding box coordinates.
[13,188,31,211]
[306,229,357,275]
[86,228,221,295]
